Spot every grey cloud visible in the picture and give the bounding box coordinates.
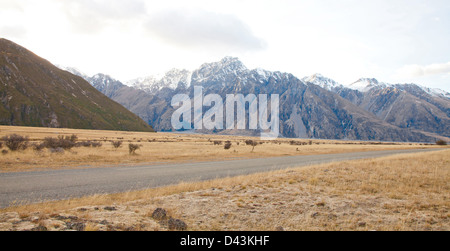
[60,0,147,34]
[396,62,450,78]
[145,8,267,52]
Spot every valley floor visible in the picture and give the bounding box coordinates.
[1,149,448,231]
[0,126,442,173]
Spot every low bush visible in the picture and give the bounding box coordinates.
[245,140,257,146]
[32,143,46,152]
[436,140,447,146]
[75,141,91,147]
[90,141,102,148]
[289,141,308,146]
[43,135,76,150]
[75,140,102,148]
[1,134,29,151]
[112,141,123,149]
[40,134,102,151]
[129,144,141,155]
[224,141,232,150]
[245,139,259,152]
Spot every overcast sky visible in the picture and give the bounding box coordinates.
[1,0,449,91]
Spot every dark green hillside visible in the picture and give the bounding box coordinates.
[0,38,154,132]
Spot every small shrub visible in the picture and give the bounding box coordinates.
[43,137,58,149]
[224,141,232,150]
[90,141,102,148]
[245,140,256,146]
[76,141,91,147]
[2,134,29,151]
[112,141,123,149]
[43,135,77,150]
[32,143,46,152]
[69,134,78,143]
[213,141,222,145]
[2,149,8,155]
[0,141,3,149]
[289,140,308,146]
[75,141,102,148]
[57,136,76,149]
[129,144,141,155]
[245,139,258,152]
[436,140,447,146]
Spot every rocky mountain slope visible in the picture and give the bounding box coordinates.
[303,76,450,138]
[0,38,154,132]
[74,57,449,142]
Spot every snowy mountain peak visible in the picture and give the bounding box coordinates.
[160,68,192,90]
[192,57,248,86]
[126,68,192,94]
[88,73,123,92]
[348,78,391,92]
[198,57,247,75]
[92,73,109,80]
[220,56,246,67]
[303,73,342,91]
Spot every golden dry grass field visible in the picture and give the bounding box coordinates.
[0,149,448,231]
[0,125,448,231]
[0,125,443,173]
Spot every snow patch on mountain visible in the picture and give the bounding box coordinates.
[127,69,192,94]
[303,74,342,91]
[347,78,391,92]
[418,85,450,99]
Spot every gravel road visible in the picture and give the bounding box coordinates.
[0,148,439,208]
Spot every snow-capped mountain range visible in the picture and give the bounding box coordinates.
[122,57,283,94]
[59,57,450,142]
[118,64,450,101]
[346,77,450,98]
[60,58,449,99]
